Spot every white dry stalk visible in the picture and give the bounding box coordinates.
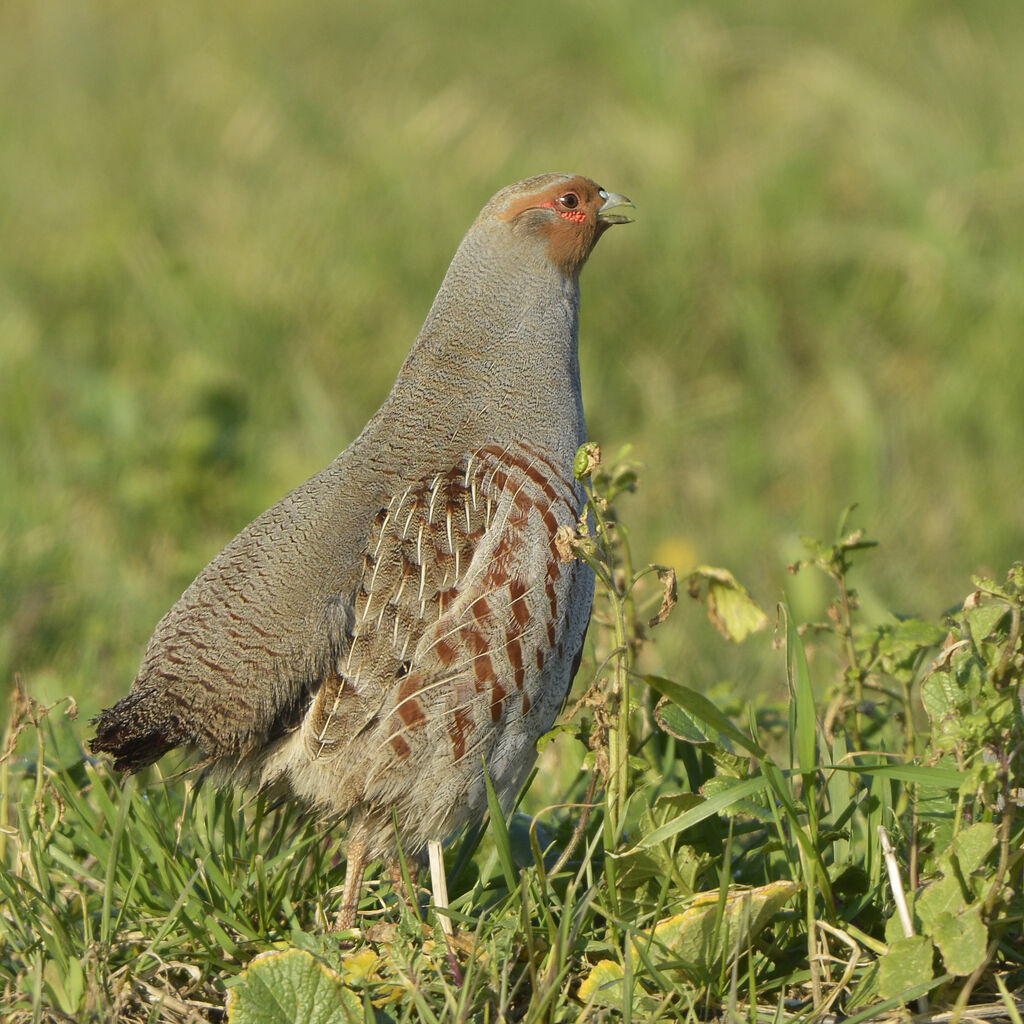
[878,824,930,1015]
[428,838,453,936]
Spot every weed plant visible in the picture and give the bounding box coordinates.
[2,451,1021,1022]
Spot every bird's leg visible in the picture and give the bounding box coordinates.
[427,839,453,936]
[332,836,368,932]
[385,856,422,919]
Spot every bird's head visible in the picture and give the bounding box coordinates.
[482,173,634,279]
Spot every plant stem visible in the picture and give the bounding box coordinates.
[585,479,633,839]
[836,571,864,750]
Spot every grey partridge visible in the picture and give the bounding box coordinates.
[91,173,634,930]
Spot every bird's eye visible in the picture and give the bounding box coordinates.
[558,192,580,209]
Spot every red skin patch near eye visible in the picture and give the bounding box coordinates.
[538,200,587,223]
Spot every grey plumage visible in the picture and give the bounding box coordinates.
[92,173,633,927]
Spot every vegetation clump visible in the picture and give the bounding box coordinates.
[2,453,1021,1022]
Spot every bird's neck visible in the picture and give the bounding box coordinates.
[367,235,587,472]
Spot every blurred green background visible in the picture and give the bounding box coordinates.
[2,0,1022,719]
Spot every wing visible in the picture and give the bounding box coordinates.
[90,453,386,772]
[285,442,594,851]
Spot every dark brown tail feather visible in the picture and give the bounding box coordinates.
[90,696,184,773]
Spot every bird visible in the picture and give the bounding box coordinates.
[91,173,634,931]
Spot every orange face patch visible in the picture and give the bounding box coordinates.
[499,176,605,276]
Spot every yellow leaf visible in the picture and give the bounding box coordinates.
[339,948,378,985]
[630,881,799,980]
[578,959,625,1006]
[687,566,768,642]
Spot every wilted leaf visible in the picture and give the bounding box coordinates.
[879,935,934,1001]
[687,567,767,642]
[648,566,678,627]
[226,949,361,1024]
[554,524,576,563]
[574,441,601,480]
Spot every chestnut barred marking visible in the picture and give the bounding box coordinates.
[436,636,458,666]
[450,707,472,761]
[509,577,530,627]
[506,630,525,690]
[472,650,495,691]
[490,681,507,722]
[396,676,427,728]
[544,577,559,619]
[311,441,585,774]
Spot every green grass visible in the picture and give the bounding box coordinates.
[2,0,1024,1020]
[2,455,1023,1022]
[3,0,1024,716]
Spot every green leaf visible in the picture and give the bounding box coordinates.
[43,955,85,1015]
[940,821,996,876]
[225,949,361,1024]
[879,935,934,1001]
[655,697,718,745]
[965,600,1008,641]
[632,775,770,851]
[483,763,518,895]
[704,746,753,780]
[785,602,818,788]
[842,976,952,1024]
[651,704,748,778]
[646,676,765,758]
[921,672,963,725]
[916,875,964,932]
[934,905,988,976]
[826,761,961,788]
[702,776,772,821]
[535,722,579,753]
[573,441,602,480]
[888,617,947,649]
[651,791,706,818]
[827,731,852,865]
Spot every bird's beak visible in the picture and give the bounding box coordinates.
[596,190,635,226]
